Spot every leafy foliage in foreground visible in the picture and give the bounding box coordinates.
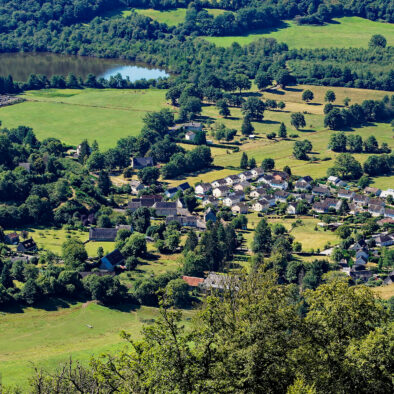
[27,273,393,393]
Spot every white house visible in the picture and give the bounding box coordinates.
[195,183,212,196]
[252,200,270,212]
[269,179,288,190]
[233,181,251,192]
[368,205,385,217]
[327,176,340,185]
[380,189,394,199]
[213,186,230,198]
[251,167,264,178]
[287,203,297,214]
[130,180,145,194]
[384,208,394,219]
[185,131,196,141]
[223,195,243,207]
[337,189,354,200]
[211,179,227,188]
[225,174,240,186]
[202,196,219,207]
[232,203,248,214]
[250,187,268,199]
[239,171,254,182]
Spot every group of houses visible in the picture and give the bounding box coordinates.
[4,232,38,253]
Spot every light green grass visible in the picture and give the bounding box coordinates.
[133,8,187,26]
[243,215,339,252]
[0,89,168,149]
[0,302,193,389]
[203,17,394,48]
[5,227,115,257]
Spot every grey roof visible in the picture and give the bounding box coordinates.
[102,249,124,266]
[89,228,118,240]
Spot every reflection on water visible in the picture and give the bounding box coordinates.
[0,52,168,82]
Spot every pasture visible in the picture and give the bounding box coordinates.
[0,302,193,389]
[201,85,394,187]
[203,17,394,49]
[0,89,168,149]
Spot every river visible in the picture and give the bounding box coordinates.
[0,52,168,82]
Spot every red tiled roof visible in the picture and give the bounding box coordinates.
[182,275,204,287]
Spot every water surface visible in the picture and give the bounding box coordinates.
[0,52,168,82]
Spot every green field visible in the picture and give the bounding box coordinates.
[132,7,227,26]
[203,17,394,48]
[0,89,168,149]
[0,302,193,389]
[200,85,394,188]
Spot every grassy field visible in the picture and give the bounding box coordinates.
[201,85,394,187]
[242,214,339,252]
[5,227,116,258]
[132,7,227,25]
[203,17,394,48]
[0,89,168,149]
[0,302,193,389]
[373,283,394,300]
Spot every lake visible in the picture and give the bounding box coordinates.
[0,52,168,82]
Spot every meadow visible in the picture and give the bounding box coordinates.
[0,302,193,389]
[0,89,168,149]
[199,85,394,188]
[203,17,394,48]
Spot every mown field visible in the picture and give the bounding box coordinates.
[203,17,394,48]
[0,89,168,149]
[0,302,193,389]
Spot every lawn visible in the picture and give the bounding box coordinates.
[0,301,193,389]
[0,89,168,149]
[243,214,340,252]
[5,227,115,258]
[203,17,394,48]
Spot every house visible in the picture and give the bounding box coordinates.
[251,167,264,178]
[349,240,366,252]
[274,190,290,203]
[374,234,394,247]
[202,196,220,207]
[153,202,178,217]
[18,162,31,172]
[353,194,369,206]
[169,122,202,133]
[185,131,196,141]
[177,182,191,192]
[165,187,180,198]
[380,189,394,199]
[89,228,118,242]
[100,249,125,271]
[369,198,385,207]
[166,215,198,227]
[4,232,19,245]
[327,176,340,185]
[356,249,369,261]
[213,186,230,198]
[384,208,394,219]
[204,208,217,223]
[225,174,240,186]
[130,180,145,194]
[295,179,312,192]
[258,174,274,185]
[287,203,297,215]
[201,272,237,292]
[252,200,270,212]
[355,255,368,266]
[364,187,381,196]
[239,171,254,182]
[127,195,162,212]
[232,203,248,214]
[312,186,331,197]
[182,275,204,288]
[368,204,385,217]
[349,265,373,282]
[249,187,269,199]
[377,218,394,226]
[312,199,342,213]
[340,259,351,275]
[269,179,288,190]
[17,238,37,253]
[349,203,365,215]
[233,181,251,192]
[272,171,290,181]
[211,179,227,188]
[131,157,154,169]
[223,193,244,207]
[195,183,212,196]
[338,189,354,200]
[295,193,314,204]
